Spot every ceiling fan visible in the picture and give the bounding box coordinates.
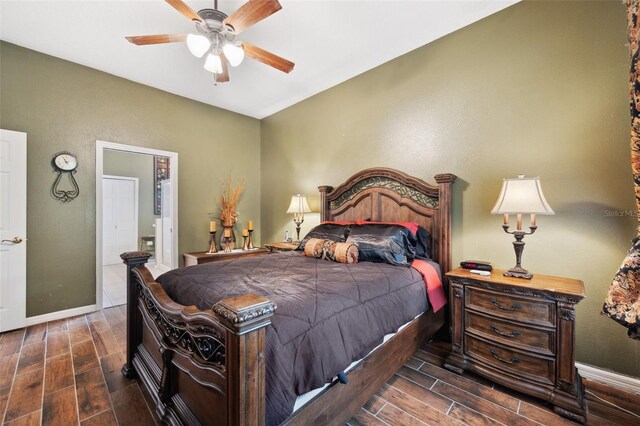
[125,0,294,83]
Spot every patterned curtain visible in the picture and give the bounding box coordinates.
[602,0,640,339]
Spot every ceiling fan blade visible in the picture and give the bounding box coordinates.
[165,0,203,24]
[243,42,294,74]
[125,34,188,45]
[223,0,282,34]
[217,53,230,83]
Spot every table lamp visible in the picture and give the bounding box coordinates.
[286,194,311,242]
[491,175,554,279]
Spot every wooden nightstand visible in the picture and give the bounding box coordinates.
[444,268,586,423]
[264,242,299,252]
[183,248,268,267]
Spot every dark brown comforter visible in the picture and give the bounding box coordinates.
[156,251,433,425]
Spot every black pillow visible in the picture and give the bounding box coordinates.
[346,224,417,266]
[415,226,432,260]
[297,223,351,250]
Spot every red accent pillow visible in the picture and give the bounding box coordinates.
[355,220,419,236]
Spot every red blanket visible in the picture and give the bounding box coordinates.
[411,259,447,312]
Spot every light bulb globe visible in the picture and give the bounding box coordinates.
[204,53,223,74]
[223,42,245,67]
[186,34,210,58]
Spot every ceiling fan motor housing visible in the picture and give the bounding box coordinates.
[196,8,236,43]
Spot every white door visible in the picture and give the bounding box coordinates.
[160,179,172,269]
[102,176,138,265]
[0,129,27,332]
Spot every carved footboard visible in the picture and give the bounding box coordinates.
[120,252,276,426]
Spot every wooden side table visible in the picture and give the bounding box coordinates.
[183,248,268,267]
[264,242,299,252]
[444,267,586,423]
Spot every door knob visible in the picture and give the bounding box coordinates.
[2,237,24,244]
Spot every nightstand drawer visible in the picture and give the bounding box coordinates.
[465,334,555,386]
[465,311,555,356]
[466,287,555,328]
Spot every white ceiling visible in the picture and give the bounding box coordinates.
[0,0,517,119]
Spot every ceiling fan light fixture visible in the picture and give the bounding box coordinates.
[186,34,210,58]
[204,52,223,74]
[223,42,244,67]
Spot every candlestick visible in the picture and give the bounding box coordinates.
[207,231,218,254]
[222,226,234,253]
[503,214,509,225]
[531,213,537,227]
[242,235,249,250]
[209,221,216,232]
[516,213,523,231]
[247,229,255,250]
[248,220,253,231]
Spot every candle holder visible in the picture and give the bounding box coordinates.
[220,226,236,251]
[247,229,255,249]
[207,231,218,254]
[221,226,235,253]
[242,235,249,250]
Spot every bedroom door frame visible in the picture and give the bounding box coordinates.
[95,140,179,309]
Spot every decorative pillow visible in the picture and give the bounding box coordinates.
[303,238,359,264]
[346,224,417,266]
[415,226,432,260]
[354,221,431,260]
[297,223,351,250]
[355,220,419,235]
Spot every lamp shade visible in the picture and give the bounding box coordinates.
[204,52,223,74]
[223,42,245,67]
[186,34,210,58]
[286,194,312,214]
[491,175,554,215]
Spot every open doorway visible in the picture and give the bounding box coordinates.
[96,141,178,309]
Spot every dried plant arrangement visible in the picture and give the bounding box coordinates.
[218,176,244,227]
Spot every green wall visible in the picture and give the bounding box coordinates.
[0,41,261,317]
[261,1,638,376]
[1,0,637,377]
[103,149,158,238]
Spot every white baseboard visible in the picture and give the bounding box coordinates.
[26,304,98,326]
[577,362,640,395]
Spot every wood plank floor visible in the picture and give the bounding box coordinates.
[0,306,155,426]
[1,307,639,425]
[346,340,640,426]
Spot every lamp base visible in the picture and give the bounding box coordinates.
[294,223,302,242]
[504,266,533,280]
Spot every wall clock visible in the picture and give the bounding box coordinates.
[51,151,79,203]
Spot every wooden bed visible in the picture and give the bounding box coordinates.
[120,167,456,425]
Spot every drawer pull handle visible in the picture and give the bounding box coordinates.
[490,324,521,338]
[490,349,520,365]
[490,298,521,311]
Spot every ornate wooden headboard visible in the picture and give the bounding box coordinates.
[318,167,456,273]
